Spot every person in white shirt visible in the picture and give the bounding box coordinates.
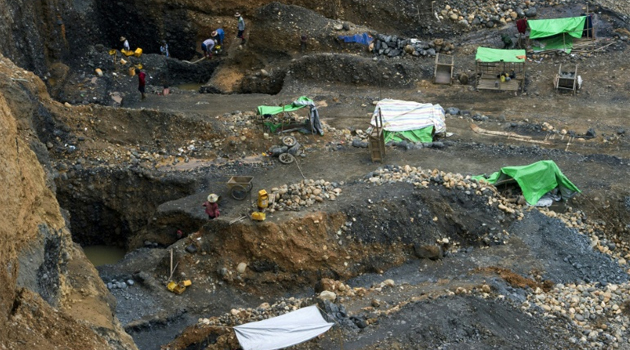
[201,38,215,58]
[120,36,130,51]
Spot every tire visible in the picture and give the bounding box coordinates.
[230,185,248,200]
[278,153,295,164]
[282,136,297,147]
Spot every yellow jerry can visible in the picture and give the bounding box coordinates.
[134,48,143,57]
[257,189,269,209]
[251,212,266,221]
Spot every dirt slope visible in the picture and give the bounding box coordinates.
[0,54,136,350]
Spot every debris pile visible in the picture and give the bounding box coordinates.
[438,0,543,28]
[372,36,455,58]
[527,282,630,349]
[268,179,343,211]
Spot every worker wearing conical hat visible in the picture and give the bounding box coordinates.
[120,37,130,51]
[212,28,225,52]
[202,194,220,219]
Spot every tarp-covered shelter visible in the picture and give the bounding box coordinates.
[475,47,526,92]
[257,96,324,135]
[472,160,581,205]
[370,99,446,143]
[234,305,334,350]
[528,16,593,53]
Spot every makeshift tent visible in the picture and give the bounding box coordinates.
[257,96,313,116]
[257,96,324,135]
[370,99,445,143]
[472,160,581,205]
[475,47,526,63]
[475,47,526,92]
[234,305,334,350]
[529,17,587,40]
[337,33,373,45]
[528,16,588,53]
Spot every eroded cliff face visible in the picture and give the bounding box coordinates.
[0,54,136,350]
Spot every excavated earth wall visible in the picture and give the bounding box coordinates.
[0,54,136,350]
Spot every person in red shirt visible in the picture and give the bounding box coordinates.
[202,194,220,219]
[135,68,146,100]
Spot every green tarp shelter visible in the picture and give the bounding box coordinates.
[528,17,587,53]
[257,96,313,116]
[528,17,587,39]
[384,126,434,143]
[475,47,526,63]
[472,160,581,205]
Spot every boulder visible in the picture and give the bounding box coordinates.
[318,291,337,302]
[414,244,443,260]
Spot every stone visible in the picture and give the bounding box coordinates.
[524,7,537,17]
[237,262,247,274]
[459,73,469,85]
[585,128,596,138]
[413,244,443,260]
[446,107,460,115]
[318,291,337,302]
[352,139,368,148]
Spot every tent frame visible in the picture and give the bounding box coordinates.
[434,53,454,85]
[475,60,525,92]
[368,109,385,162]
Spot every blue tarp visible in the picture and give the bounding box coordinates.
[338,33,373,45]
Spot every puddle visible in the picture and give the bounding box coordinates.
[83,245,126,266]
[174,83,203,91]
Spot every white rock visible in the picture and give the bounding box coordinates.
[318,291,337,302]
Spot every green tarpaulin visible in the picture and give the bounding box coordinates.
[257,96,313,116]
[532,34,573,53]
[528,17,587,39]
[383,126,434,143]
[472,160,581,205]
[475,47,526,63]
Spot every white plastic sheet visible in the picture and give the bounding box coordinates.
[371,99,446,134]
[234,305,334,350]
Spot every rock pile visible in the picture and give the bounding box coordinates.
[198,297,309,326]
[372,35,455,58]
[526,282,630,349]
[438,0,546,28]
[268,179,344,212]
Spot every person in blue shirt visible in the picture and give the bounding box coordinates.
[212,29,225,53]
[160,40,170,57]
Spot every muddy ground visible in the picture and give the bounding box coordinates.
[7,1,630,350]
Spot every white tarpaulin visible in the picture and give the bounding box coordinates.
[234,305,334,350]
[370,99,446,133]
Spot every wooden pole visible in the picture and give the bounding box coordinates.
[170,249,173,280]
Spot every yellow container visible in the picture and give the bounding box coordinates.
[182,280,192,287]
[128,67,136,76]
[257,189,269,209]
[251,212,266,221]
[134,48,143,57]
